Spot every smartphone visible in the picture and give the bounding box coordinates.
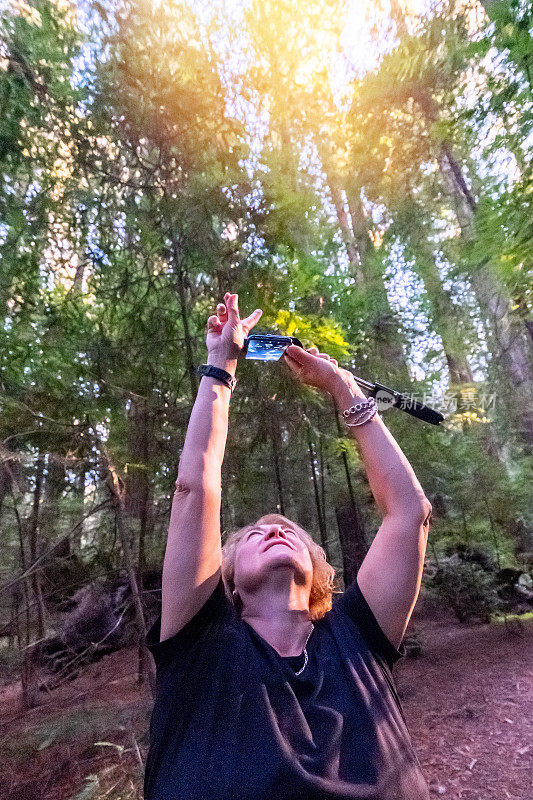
[243,333,303,361]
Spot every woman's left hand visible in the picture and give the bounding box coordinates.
[282,345,357,396]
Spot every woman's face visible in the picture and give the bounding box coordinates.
[233,521,313,596]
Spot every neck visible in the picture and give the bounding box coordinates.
[241,581,313,657]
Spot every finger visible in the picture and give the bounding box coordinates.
[317,352,331,360]
[207,314,222,330]
[226,293,239,323]
[308,346,319,354]
[217,303,227,321]
[241,308,262,332]
[331,359,338,366]
[283,354,304,378]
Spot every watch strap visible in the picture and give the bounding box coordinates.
[196,364,237,392]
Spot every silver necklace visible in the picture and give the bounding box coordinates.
[293,624,314,676]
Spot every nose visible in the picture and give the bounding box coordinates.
[265,526,287,541]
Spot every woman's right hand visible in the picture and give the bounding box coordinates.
[206,292,263,365]
[283,344,360,398]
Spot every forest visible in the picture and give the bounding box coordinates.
[0,0,532,798]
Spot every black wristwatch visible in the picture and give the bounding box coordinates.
[196,364,237,392]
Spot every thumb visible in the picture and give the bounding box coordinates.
[241,308,263,332]
[285,344,312,364]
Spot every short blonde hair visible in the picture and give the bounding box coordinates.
[221,513,337,620]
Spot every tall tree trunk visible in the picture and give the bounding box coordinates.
[331,399,368,585]
[306,424,329,557]
[469,268,533,448]
[71,467,86,552]
[41,454,65,542]
[344,184,411,384]
[29,456,46,641]
[271,431,286,516]
[401,204,529,467]
[335,503,368,587]
[266,401,287,516]
[318,431,326,535]
[412,91,533,448]
[438,151,533,448]
[170,240,198,404]
[125,397,154,557]
[325,175,365,285]
[0,456,19,517]
[404,227,475,385]
[126,399,154,684]
[321,142,410,383]
[220,458,230,534]
[98,443,155,697]
[14,500,39,709]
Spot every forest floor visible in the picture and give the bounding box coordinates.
[0,607,531,800]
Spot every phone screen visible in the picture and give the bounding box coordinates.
[245,338,288,361]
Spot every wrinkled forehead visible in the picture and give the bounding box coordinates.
[246,519,300,534]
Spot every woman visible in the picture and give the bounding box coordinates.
[144,293,432,800]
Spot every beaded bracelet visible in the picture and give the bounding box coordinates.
[345,406,378,427]
[342,396,378,427]
[342,397,375,419]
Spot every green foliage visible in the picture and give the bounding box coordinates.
[426,559,502,623]
[0,2,532,738]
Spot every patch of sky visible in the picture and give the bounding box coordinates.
[25,180,41,203]
[469,111,520,192]
[113,211,127,244]
[384,238,448,394]
[454,50,525,191]
[336,5,387,98]
[188,1,390,279]
[40,256,55,293]
[92,421,109,443]
[200,0,268,177]
[299,136,329,197]
[73,0,115,88]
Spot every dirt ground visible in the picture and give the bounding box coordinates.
[398,608,533,800]
[0,608,531,800]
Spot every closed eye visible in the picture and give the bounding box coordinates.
[246,527,295,539]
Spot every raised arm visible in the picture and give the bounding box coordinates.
[283,345,432,650]
[160,293,262,642]
[330,379,431,649]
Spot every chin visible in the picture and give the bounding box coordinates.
[261,550,302,574]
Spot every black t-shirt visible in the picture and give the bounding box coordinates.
[144,576,430,800]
